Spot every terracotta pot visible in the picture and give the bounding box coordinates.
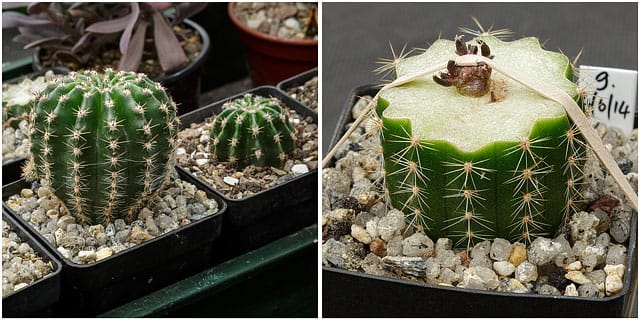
[228,2,318,86]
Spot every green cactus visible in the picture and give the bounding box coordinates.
[209,93,297,168]
[376,35,585,248]
[25,69,179,225]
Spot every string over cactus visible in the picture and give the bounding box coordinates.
[25,69,180,225]
[209,93,296,168]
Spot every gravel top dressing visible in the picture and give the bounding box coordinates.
[285,76,318,112]
[322,95,637,298]
[5,170,220,265]
[176,106,318,200]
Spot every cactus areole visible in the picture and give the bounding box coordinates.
[377,36,583,247]
[26,69,179,226]
[209,93,297,168]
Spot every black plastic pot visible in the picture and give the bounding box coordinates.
[2,169,227,316]
[32,19,210,115]
[277,68,318,111]
[2,211,62,317]
[322,84,639,317]
[178,86,317,257]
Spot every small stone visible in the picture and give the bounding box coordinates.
[508,243,527,267]
[436,249,462,269]
[569,211,600,242]
[291,164,309,174]
[351,224,372,244]
[13,283,28,291]
[435,238,452,252]
[565,271,591,284]
[489,238,511,261]
[461,266,499,290]
[497,278,529,293]
[515,261,538,283]
[386,235,403,256]
[402,232,434,258]
[470,240,491,259]
[578,282,599,297]
[469,255,493,269]
[438,267,459,285]
[605,275,624,296]
[30,208,47,224]
[369,238,386,257]
[538,284,561,295]
[223,176,239,186]
[377,209,405,241]
[424,257,441,280]
[369,202,386,217]
[128,226,151,244]
[20,189,33,198]
[57,246,72,259]
[323,238,346,268]
[585,269,606,287]
[606,244,627,265]
[364,216,380,238]
[114,219,127,231]
[361,253,386,276]
[493,261,516,276]
[145,216,161,236]
[604,264,625,278]
[115,229,131,243]
[565,261,583,271]
[381,256,426,278]
[564,283,579,296]
[528,237,562,266]
[96,247,114,261]
[78,250,97,262]
[195,158,209,166]
[176,147,186,155]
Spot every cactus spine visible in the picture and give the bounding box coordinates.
[376,36,585,247]
[26,69,179,225]
[209,93,296,168]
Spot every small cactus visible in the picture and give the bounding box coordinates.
[375,35,585,247]
[209,93,297,168]
[25,69,179,225]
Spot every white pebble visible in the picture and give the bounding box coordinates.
[195,158,209,166]
[565,260,583,271]
[223,176,239,186]
[176,147,186,155]
[291,164,309,174]
[351,224,372,244]
[96,247,114,261]
[565,271,592,284]
[605,275,624,296]
[199,134,208,143]
[13,283,28,291]
[515,261,538,283]
[57,246,71,259]
[564,283,579,296]
[604,264,625,278]
[493,261,516,276]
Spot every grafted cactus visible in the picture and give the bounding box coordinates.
[209,93,296,168]
[376,35,585,247]
[25,69,179,225]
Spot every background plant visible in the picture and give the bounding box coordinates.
[3,2,207,73]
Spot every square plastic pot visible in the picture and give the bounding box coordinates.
[178,85,317,258]
[2,169,227,316]
[276,67,318,111]
[2,211,62,317]
[322,84,638,317]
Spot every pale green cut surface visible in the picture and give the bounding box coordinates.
[381,36,578,153]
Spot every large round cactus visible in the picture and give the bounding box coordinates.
[209,93,297,168]
[377,35,584,247]
[26,69,179,225]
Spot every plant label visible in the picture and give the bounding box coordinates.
[578,65,637,136]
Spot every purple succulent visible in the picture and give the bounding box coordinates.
[3,2,207,73]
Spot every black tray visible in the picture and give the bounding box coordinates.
[179,86,317,225]
[276,67,318,111]
[2,169,227,316]
[2,211,62,317]
[322,84,638,317]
